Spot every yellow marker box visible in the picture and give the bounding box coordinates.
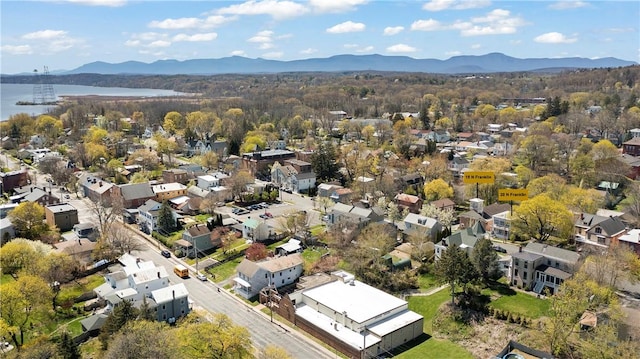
[498,189,529,202]
[463,171,495,184]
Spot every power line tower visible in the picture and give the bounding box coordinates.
[32,66,56,104]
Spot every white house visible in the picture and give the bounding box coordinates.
[242,218,270,242]
[234,253,304,299]
[137,199,162,233]
[401,213,442,241]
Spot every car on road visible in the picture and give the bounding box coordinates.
[196,273,207,281]
[493,245,507,253]
[161,250,171,258]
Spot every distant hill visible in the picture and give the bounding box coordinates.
[62,53,636,75]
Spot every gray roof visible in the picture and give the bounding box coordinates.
[587,216,626,236]
[119,183,154,200]
[524,243,580,264]
[138,199,161,213]
[511,251,543,262]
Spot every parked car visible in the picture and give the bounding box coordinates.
[492,245,507,253]
[196,272,207,281]
[161,250,171,258]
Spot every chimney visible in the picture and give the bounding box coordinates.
[172,290,175,300]
[157,271,161,279]
[30,187,33,192]
[518,245,522,253]
[99,181,103,187]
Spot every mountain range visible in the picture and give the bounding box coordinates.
[16,53,640,76]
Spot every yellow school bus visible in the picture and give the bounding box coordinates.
[173,264,189,278]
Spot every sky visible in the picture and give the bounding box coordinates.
[1,0,638,74]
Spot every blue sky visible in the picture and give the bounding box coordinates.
[1,0,638,74]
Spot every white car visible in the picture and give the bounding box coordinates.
[196,273,207,281]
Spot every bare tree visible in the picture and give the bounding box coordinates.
[94,223,144,261]
[91,197,123,238]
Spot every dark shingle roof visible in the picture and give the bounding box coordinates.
[119,183,154,200]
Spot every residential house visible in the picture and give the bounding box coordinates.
[112,182,155,208]
[137,199,162,234]
[234,253,304,299]
[426,129,451,143]
[151,283,190,322]
[74,223,98,239]
[242,218,270,242]
[185,139,211,157]
[394,193,423,214]
[618,229,640,255]
[152,182,187,202]
[327,203,385,228]
[331,188,353,204]
[53,238,97,268]
[401,173,424,192]
[430,198,455,212]
[623,137,640,156]
[275,271,424,359]
[317,183,342,198]
[496,341,554,359]
[492,211,512,240]
[0,217,16,242]
[197,173,228,190]
[162,169,189,184]
[0,169,29,194]
[401,213,443,241]
[621,154,640,179]
[448,155,469,177]
[45,203,78,232]
[17,186,60,206]
[86,180,114,205]
[510,243,580,294]
[180,223,223,258]
[271,160,317,193]
[195,173,232,201]
[574,213,628,250]
[482,203,511,234]
[435,221,486,260]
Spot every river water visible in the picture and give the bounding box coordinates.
[1,83,184,121]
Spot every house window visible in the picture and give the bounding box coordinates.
[595,227,602,234]
[515,259,519,266]
[547,259,551,265]
[162,305,166,310]
[524,261,528,269]
[515,269,519,277]
[523,272,527,280]
[265,273,268,278]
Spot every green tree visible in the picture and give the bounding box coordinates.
[56,330,81,359]
[176,314,252,359]
[0,275,52,347]
[311,141,339,182]
[423,178,454,202]
[99,300,139,350]
[258,345,294,359]
[104,320,177,359]
[8,202,47,239]
[157,201,175,232]
[470,237,502,284]
[511,194,573,242]
[434,244,477,305]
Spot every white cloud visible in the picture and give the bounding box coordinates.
[423,0,491,12]
[548,1,588,10]
[460,9,526,36]
[230,50,247,57]
[326,21,366,34]
[258,43,274,50]
[217,0,308,20]
[411,19,442,31]
[204,15,238,27]
[1,44,32,55]
[343,44,359,49]
[50,38,78,52]
[149,17,203,30]
[386,44,417,53]
[22,30,67,40]
[64,0,126,7]
[262,51,283,59]
[309,0,368,13]
[445,50,462,56]
[124,39,140,47]
[383,26,404,36]
[147,40,171,48]
[356,46,374,53]
[300,48,317,55]
[470,44,481,49]
[132,32,166,41]
[173,33,218,42]
[534,32,577,44]
[248,30,274,43]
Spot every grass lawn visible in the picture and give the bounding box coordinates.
[1,273,15,285]
[309,224,326,236]
[301,246,329,264]
[396,336,474,359]
[58,274,105,303]
[490,292,550,319]
[207,255,245,281]
[417,272,438,292]
[404,288,473,358]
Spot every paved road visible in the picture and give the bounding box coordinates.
[131,231,334,359]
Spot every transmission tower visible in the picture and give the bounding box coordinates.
[32,66,56,104]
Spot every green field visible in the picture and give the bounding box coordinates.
[402,288,473,358]
[490,291,550,319]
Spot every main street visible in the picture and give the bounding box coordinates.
[128,227,334,359]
